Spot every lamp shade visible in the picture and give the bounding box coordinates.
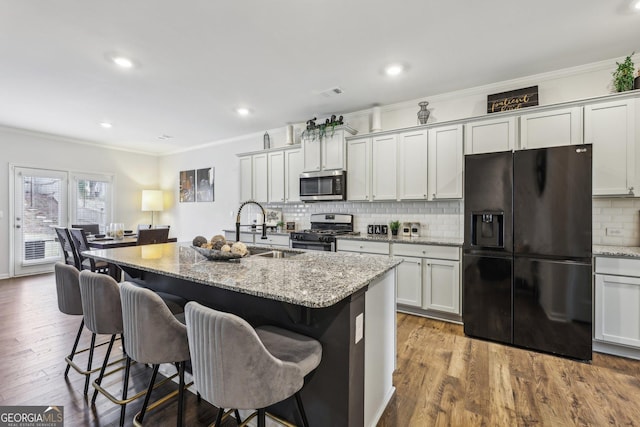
[141,190,164,212]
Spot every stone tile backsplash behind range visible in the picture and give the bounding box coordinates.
[265,200,463,239]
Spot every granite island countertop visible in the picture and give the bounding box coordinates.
[85,242,401,308]
[593,245,640,258]
[336,234,463,246]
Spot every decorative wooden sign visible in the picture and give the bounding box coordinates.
[487,86,539,113]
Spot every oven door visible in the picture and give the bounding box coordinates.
[299,170,346,201]
[291,240,334,251]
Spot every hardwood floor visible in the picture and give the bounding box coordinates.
[379,313,640,427]
[2,273,640,426]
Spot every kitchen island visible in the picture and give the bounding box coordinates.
[85,242,401,427]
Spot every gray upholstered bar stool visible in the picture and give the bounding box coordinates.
[119,281,191,427]
[78,270,131,426]
[185,302,322,427]
[54,262,91,379]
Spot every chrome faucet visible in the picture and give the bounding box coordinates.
[236,200,268,242]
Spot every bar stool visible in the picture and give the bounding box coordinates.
[184,302,322,427]
[78,271,131,426]
[119,282,191,427]
[54,262,89,378]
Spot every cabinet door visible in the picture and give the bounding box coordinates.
[284,148,303,203]
[252,153,268,203]
[302,138,321,172]
[267,151,285,203]
[396,256,422,307]
[322,129,345,171]
[347,137,371,201]
[239,155,253,201]
[464,116,517,154]
[423,259,460,314]
[585,99,636,196]
[371,134,397,200]
[428,124,463,199]
[398,130,428,200]
[520,106,583,149]
[595,274,640,348]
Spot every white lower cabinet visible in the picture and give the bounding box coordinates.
[393,243,461,316]
[396,256,422,307]
[424,259,460,314]
[336,239,390,255]
[224,231,255,244]
[595,257,640,349]
[253,234,290,248]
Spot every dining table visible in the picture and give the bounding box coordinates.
[87,235,177,249]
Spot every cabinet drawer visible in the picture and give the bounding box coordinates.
[337,239,390,254]
[595,257,640,277]
[224,231,255,244]
[254,234,290,247]
[393,243,459,260]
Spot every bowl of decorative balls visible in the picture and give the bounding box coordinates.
[191,234,250,261]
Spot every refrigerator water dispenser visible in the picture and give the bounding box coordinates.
[471,211,504,248]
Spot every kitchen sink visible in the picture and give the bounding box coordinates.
[249,247,302,258]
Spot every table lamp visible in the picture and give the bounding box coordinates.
[141,190,164,226]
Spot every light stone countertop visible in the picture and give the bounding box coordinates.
[336,234,463,247]
[593,245,640,258]
[85,242,402,308]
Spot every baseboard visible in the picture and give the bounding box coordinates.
[397,306,463,325]
[593,340,640,361]
[0,273,10,280]
[368,386,396,427]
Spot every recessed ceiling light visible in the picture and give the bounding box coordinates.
[384,64,404,76]
[236,107,251,116]
[634,0,640,10]
[112,56,134,68]
[100,122,113,128]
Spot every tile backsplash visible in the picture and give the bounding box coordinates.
[593,198,640,246]
[267,200,463,239]
[263,197,640,247]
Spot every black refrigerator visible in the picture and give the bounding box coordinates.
[462,145,593,360]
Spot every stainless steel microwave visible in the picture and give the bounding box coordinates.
[299,170,347,201]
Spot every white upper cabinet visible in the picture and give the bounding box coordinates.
[398,130,429,200]
[284,148,303,203]
[371,134,398,201]
[302,127,355,172]
[585,98,637,196]
[464,116,517,154]
[428,124,463,199]
[267,151,285,203]
[239,155,253,202]
[519,106,583,149]
[252,153,268,203]
[346,137,371,201]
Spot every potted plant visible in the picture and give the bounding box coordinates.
[276,220,285,233]
[612,53,635,92]
[390,220,400,236]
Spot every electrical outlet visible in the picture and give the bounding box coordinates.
[606,228,623,236]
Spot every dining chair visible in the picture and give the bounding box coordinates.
[137,228,169,245]
[54,227,80,269]
[72,223,100,235]
[68,228,110,274]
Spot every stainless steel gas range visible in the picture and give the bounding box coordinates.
[290,213,358,251]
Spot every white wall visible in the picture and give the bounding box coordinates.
[0,126,159,277]
[159,58,627,243]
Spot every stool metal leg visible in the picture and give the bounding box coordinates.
[138,364,159,423]
[214,408,224,426]
[295,392,310,427]
[257,409,266,427]
[177,361,185,427]
[235,410,242,424]
[91,334,116,404]
[119,356,132,427]
[84,333,97,396]
[65,319,84,377]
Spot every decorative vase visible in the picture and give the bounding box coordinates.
[263,132,271,149]
[417,101,430,125]
[391,229,398,236]
[635,76,640,90]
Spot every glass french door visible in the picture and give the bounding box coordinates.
[12,167,68,276]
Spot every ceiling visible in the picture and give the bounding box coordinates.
[1,1,639,155]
